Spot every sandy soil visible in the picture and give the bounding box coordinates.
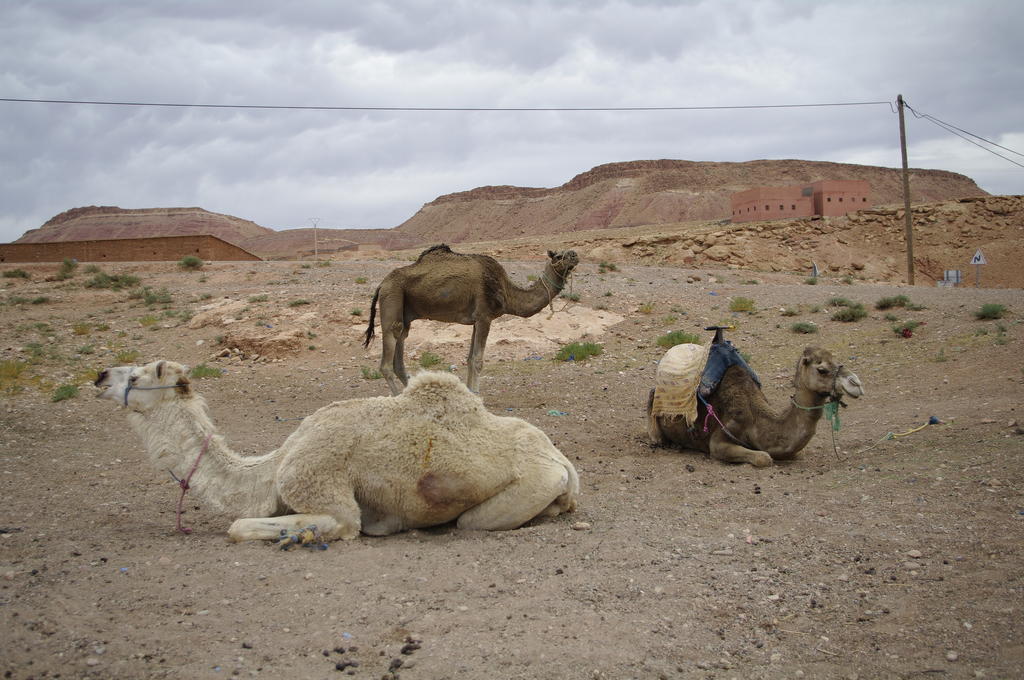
[1,258,1022,680]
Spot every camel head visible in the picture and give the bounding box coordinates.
[95,359,192,409]
[546,249,580,280]
[794,347,864,401]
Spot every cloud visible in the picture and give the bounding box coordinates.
[0,0,1020,242]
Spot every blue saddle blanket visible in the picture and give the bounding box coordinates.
[698,341,761,398]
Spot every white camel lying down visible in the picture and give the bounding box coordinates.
[95,360,579,542]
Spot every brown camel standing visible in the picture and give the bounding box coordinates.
[364,244,580,395]
[647,346,864,466]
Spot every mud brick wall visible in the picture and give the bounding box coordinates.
[0,235,261,263]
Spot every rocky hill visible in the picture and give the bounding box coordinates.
[390,159,987,242]
[18,206,275,250]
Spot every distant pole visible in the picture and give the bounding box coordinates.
[897,94,915,285]
[309,217,320,259]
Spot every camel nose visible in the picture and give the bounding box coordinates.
[94,369,109,386]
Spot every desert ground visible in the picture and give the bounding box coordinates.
[1,256,1022,680]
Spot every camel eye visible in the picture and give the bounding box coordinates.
[130,375,139,383]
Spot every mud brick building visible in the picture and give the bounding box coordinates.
[730,180,870,223]
[0,235,261,263]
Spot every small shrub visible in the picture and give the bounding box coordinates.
[560,291,581,302]
[72,323,92,336]
[190,363,222,379]
[199,293,213,301]
[289,299,311,307]
[780,307,800,317]
[875,295,910,310]
[115,349,140,363]
[661,315,679,325]
[804,277,818,285]
[355,276,368,284]
[83,264,101,274]
[86,272,139,290]
[419,351,443,368]
[934,347,947,362]
[77,344,95,355]
[975,303,1006,320]
[248,294,269,303]
[656,331,701,348]
[178,255,204,270]
[603,291,613,297]
[841,275,854,285]
[790,321,818,334]
[139,315,160,327]
[827,296,853,307]
[598,261,618,273]
[555,342,603,362]
[317,260,331,268]
[56,258,79,280]
[892,320,922,337]
[3,269,30,279]
[883,313,899,322]
[638,302,655,314]
[51,384,79,402]
[831,304,867,322]
[740,279,759,285]
[360,366,382,380]
[349,308,363,316]
[729,296,755,313]
[30,296,50,305]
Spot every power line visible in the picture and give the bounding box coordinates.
[903,100,1024,169]
[0,96,892,112]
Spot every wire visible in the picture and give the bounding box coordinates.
[903,100,1024,169]
[0,96,892,112]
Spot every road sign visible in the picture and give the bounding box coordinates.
[970,249,987,265]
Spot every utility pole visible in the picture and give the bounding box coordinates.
[897,94,915,285]
[309,217,320,259]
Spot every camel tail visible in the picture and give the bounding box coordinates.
[363,285,380,348]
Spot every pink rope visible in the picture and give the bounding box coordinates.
[175,434,213,534]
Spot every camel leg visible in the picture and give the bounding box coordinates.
[457,461,571,531]
[393,326,410,386]
[228,514,356,542]
[466,319,490,393]
[379,322,405,396]
[708,429,773,467]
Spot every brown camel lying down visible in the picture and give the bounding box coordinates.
[647,345,864,467]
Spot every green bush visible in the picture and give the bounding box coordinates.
[790,322,818,334]
[975,303,1006,320]
[56,258,79,280]
[2,269,30,279]
[729,296,755,313]
[51,384,79,402]
[892,320,922,336]
[190,363,222,379]
[831,304,867,322]
[598,261,618,273]
[85,272,140,290]
[656,331,701,348]
[289,299,311,307]
[555,342,603,362]
[804,277,818,285]
[875,294,910,310]
[780,307,800,317]
[178,255,204,270]
[355,277,368,284]
[360,366,382,380]
[419,351,443,368]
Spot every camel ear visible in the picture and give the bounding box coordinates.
[547,250,556,259]
[155,360,166,378]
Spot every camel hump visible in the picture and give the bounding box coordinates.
[401,370,474,401]
[416,244,454,261]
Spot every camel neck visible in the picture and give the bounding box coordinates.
[505,263,566,317]
[129,397,281,517]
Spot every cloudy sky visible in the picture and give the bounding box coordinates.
[1,0,1021,243]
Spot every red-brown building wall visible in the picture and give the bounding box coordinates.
[0,235,261,263]
[810,180,871,217]
[730,179,871,223]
